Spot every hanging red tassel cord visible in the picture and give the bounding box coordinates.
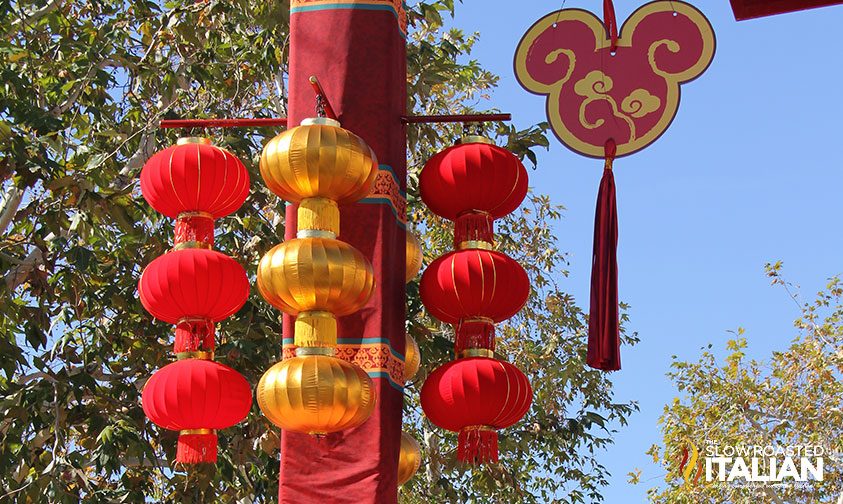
[587,139,621,371]
[458,427,499,465]
[177,432,218,464]
[603,0,619,52]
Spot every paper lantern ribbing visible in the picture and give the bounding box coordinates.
[398,432,422,485]
[138,136,252,465]
[257,238,375,317]
[420,249,530,324]
[406,230,423,283]
[139,249,249,324]
[403,333,421,382]
[140,137,250,220]
[419,135,532,465]
[142,359,252,463]
[257,355,376,435]
[257,117,377,435]
[420,141,528,220]
[421,140,528,247]
[420,357,532,464]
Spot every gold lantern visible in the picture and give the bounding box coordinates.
[257,117,379,436]
[403,333,420,382]
[257,238,374,316]
[257,355,376,435]
[397,431,422,486]
[260,117,378,235]
[405,230,423,283]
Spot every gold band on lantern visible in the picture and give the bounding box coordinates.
[457,348,495,359]
[458,135,494,145]
[463,425,495,432]
[297,229,337,239]
[294,311,338,348]
[463,316,495,325]
[177,211,214,220]
[301,117,342,127]
[180,428,215,435]
[176,137,213,145]
[176,350,215,360]
[457,240,493,251]
[295,347,335,357]
[173,240,213,250]
[298,197,340,236]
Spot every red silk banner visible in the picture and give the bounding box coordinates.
[281,2,407,503]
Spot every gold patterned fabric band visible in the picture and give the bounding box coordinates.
[180,428,215,435]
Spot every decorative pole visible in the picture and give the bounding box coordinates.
[278,1,409,502]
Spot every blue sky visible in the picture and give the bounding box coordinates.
[446,1,843,501]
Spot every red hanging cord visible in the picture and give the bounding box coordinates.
[603,0,619,53]
[587,138,621,371]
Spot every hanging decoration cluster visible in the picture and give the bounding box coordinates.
[398,234,423,485]
[418,133,533,465]
[514,0,715,370]
[255,117,379,435]
[138,137,253,464]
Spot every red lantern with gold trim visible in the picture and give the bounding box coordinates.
[420,140,528,246]
[419,249,529,324]
[420,357,532,464]
[142,359,252,464]
[140,138,250,220]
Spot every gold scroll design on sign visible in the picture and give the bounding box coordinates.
[573,70,661,143]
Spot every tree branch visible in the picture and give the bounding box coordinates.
[0,184,23,236]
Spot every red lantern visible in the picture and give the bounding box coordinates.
[140,139,250,219]
[138,249,249,324]
[420,357,532,464]
[420,249,529,324]
[142,359,252,463]
[420,142,528,221]
[138,249,249,352]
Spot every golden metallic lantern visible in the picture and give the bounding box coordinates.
[257,354,377,435]
[403,333,420,382]
[397,431,422,486]
[260,117,378,206]
[405,230,423,283]
[257,237,375,317]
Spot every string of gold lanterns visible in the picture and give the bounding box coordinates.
[398,230,424,486]
[256,117,379,435]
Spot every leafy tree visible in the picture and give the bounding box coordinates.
[0,0,636,502]
[640,264,842,504]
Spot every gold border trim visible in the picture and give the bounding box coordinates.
[180,428,215,435]
[176,351,215,360]
[295,347,335,357]
[457,349,495,359]
[457,240,493,251]
[176,137,212,145]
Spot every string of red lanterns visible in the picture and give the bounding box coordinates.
[418,134,533,465]
[138,137,253,464]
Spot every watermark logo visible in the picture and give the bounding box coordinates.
[677,440,704,487]
[703,443,825,484]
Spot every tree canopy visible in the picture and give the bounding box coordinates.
[0,1,636,502]
[640,264,842,504]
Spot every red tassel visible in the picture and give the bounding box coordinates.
[176,432,217,464]
[587,140,621,371]
[457,428,498,465]
[454,319,495,355]
[454,211,494,248]
[174,213,215,248]
[174,319,215,353]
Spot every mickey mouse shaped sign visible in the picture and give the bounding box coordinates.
[515,1,715,370]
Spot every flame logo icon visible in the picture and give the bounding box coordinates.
[677,440,704,486]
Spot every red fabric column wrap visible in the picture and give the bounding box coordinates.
[587,139,621,371]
